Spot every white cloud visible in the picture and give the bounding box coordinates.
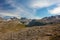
[48,5,60,15]
[2,0,60,19]
[29,0,60,9]
[0,0,38,19]
[33,17,41,19]
[29,0,54,9]
[5,0,60,19]
[2,0,60,18]
[0,12,20,18]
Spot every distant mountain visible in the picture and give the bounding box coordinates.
[20,17,31,25]
[26,15,60,27]
[41,15,60,23]
[1,15,60,27]
[42,15,60,20]
[3,16,12,20]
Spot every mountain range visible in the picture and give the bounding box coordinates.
[0,15,60,26]
[0,15,60,40]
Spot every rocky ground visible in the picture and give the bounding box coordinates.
[0,25,60,40]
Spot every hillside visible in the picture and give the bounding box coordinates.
[0,24,60,40]
[0,17,25,33]
[0,16,60,40]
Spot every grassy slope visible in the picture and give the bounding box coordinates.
[0,20,60,40]
[0,21,25,33]
[0,23,60,40]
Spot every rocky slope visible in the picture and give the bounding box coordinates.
[0,24,60,40]
[41,15,60,23]
[0,16,60,40]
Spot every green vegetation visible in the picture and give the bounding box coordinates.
[0,22,25,33]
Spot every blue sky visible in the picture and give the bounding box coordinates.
[0,0,60,19]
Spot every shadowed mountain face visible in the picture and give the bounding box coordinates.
[25,15,60,27]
